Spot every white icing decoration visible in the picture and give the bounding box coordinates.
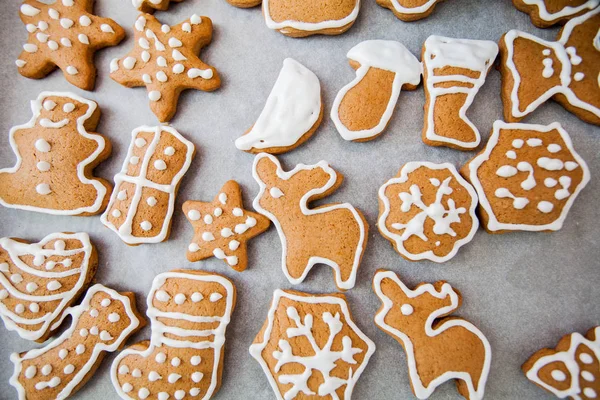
[188,210,200,221]
[495,188,529,209]
[188,68,213,80]
[520,0,599,22]
[149,91,162,102]
[204,215,213,224]
[263,0,359,32]
[79,15,91,26]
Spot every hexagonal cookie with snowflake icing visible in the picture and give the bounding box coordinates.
[250,289,375,400]
[462,121,590,233]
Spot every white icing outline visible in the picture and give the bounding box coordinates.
[0,232,93,341]
[373,270,492,400]
[235,58,321,151]
[10,284,141,400]
[263,0,360,33]
[525,327,600,398]
[521,0,599,23]
[389,0,440,14]
[503,8,600,121]
[249,289,376,400]
[331,40,422,141]
[0,92,108,215]
[423,36,498,149]
[110,271,235,400]
[378,162,479,263]
[100,126,194,244]
[252,153,367,290]
[468,121,591,232]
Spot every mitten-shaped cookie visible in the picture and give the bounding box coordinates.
[0,92,112,216]
[111,270,236,400]
[10,284,144,400]
[0,232,97,343]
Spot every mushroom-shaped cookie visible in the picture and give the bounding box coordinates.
[331,40,422,142]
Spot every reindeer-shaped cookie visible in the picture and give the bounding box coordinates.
[373,270,491,400]
[252,153,368,290]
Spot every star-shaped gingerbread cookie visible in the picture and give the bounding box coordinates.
[110,14,221,122]
[17,0,125,90]
[183,181,270,272]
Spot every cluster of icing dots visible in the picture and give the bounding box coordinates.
[18,3,117,74]
[548,350,598,398]
[154,288,223,304]
[186,192,257,266]
[494,137,580,213]
[540,46,585,82]
[110,15,212,103]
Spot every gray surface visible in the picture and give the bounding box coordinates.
[0,0,599,399]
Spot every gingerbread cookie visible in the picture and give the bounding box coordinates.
[0,232,97,343]
[110,14,221,122]
[462,121,590,233]
[133,0,184,13]
[523,326,600,399]
[235,58,323,154]
[331,40,422,142]
[378,162,479,263]
[373,270,492,400]
[101,126,195,245]
[17,1,124,90]
[10,284,144,400]
[250,289,375,399]
[377,0,446,21]
[422,36,498,150]
[0,92,112,216]
[513,0,599,28]
[499,8,600,125]
[111,270,236,400]
[252,153,368,290]
[183,181,270,272]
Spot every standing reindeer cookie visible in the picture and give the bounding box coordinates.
[373,270,492,400]
[252,153,368,290]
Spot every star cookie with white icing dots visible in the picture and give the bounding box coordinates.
[183,181,270,272]
[110,14,221,123]
[17,0,125,90]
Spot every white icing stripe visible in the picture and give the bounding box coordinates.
[9,285,141,400]
[235,58,321,151]
[468,121,590,232]
[0,92,108,215]
[263,0,360,32]
[389,0,439,14]
[331,40,422,141]
[373,270,492,400]
[0,233,93,341]
[521,0,599,22]
[251,153,366,290]
[249,289,376,400]
[100,126,194,245]
[423,36,498,149]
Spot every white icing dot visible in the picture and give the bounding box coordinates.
[36,183,52,195]
[537,201,554,213]
[526,138,542,147]
[182,23,192,33]
[76,344,85,354]
[191,14,202,24]
[119,365,130,374]
[190,355,201,365]
[101,24,115,34]
[157,56,167,67]
[188,243,200,252]
[101,298,111,307]
[59,349,68,359]
[164,146,175,156]
[580,353,594,364]
[149,91,162,102]
[47,40,59,51]
[38,21,48,31]
[171,357,181,367]
[0,263,7,273]
[188,68,213,80]
[142,73,152,84]
[16,59,26,68]
[147,196,157,207]
[154,160,167,170]
[155,290,170,302]
[221,228,233,238]
[547,144,561,153]
[229,240,240,251]
[202,232,215,241]
[25,366,36,379]
[175,390,186,400]
[168,37,182,48]
[47,280,62,290]
[122,383,133,393]
[582,371,595,382]
[66,66,78,75]
[129,156,139,165]
[123,57,136,70]
[158,393,169,400]
[210,293,223,302]
[61,38,72,47]
[29,303,40,313]
[191,371,203,383]
[584,388,597,399]
[90,326,99,335]
[139,388,150,399]
[574,72,585,81]
[15,304,25,314]
[246,217,257,227]
[23,43,38,53]
[188,210,201,221]
[172,50,187,61]
[60,18,74,29]
[35,139,51,152]
[512,139,524,148]
[227,256,239,266]
[135,16,146,32]
[235,224,249,234]
[64,364,75,374]
[565,161,579,171]
[156,352,167,363]
[174,293,186,305]
[135,137,147,148]
[142,51,150,63]
[173,64,185,74]
[41,364,52,376]
[191,293,203,303]
[37,33,50,43]
[80,328,88,337]
[213,248,225,259]
[214,207,223,217]
[190,388,200,396]
[79,15,91,26]
[21,5,41,17]
[132,368,142,378]
[156,71,168,82]
[270,187,284,198]
[100,330,113,341]
[400,304,414,315]
[148,371,162,382]
[117,190,127,201]
[26,282,38,293]
[232,208,243,217]
[43,100,57,111]
[204,215,213,224]
[90,309,99,317]
[551,369,566,381]
[108,312,120,322]
[140,221,153,231]
[168,373,182,383]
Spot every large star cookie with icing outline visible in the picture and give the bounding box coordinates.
[110,14,221,123]
[183,180,270,272]
[17,0,125,90]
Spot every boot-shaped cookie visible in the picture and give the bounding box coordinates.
[111,270,236,400]
[0,232,97,342]
[0,92,112,215]
[422,36,498,150]
[10,284,144,400]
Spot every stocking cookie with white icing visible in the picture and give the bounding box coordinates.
[110,14,221,122]
[373,270,492,400]
[250,289,375,400]
[499,8,600,125]
[523,326,600,399]
[17,0,125,90]
[0,232,97,343]
[422,36,498,150]
[183,180,270,272]
[512,0,599,28]
[378,162,479,263]
[252,153,368,290]
[10,284,144,400]
[101,126,195,245]
[376,0,447,21]
[331,40,422,142]
[111,270,236,400]
[133,0,185,13]
[0,92,112,216]
[461,121,590,233]
[235,58,323,154]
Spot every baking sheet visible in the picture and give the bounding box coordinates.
[1,0,599,399]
